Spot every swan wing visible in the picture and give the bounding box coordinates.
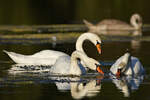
[125,57,144,75]
[3,50,67,65]
[30,50,68,58]
[50,56,71,75]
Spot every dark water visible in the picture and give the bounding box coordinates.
[0,40,150,100]
[0,0,150,25]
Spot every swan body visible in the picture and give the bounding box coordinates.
[84,14,142,35]
[50,51,101,76]
[3,32,102,66]
[110,53,144,76]
[8,51,103,76]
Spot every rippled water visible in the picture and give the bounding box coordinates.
[0,39,150,100]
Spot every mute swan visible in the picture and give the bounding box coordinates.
[110,53,145,77]
[84,14,142,35]
[8,51,104,76]
[50,50,104,75]
[3,32,102,66]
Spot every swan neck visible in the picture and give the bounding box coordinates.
[70,51,88,75]
[130,14,142,29]
[76,33,101,55]
[76,35,86,55]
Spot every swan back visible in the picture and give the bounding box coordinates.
[76,32,101,55]
[130,14,142,29]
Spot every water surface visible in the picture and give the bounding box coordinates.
[0,39,149,100]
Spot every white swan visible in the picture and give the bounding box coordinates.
[3,32,102,66]
[50,50,104,75]
[8,51,104,76]
[110,53,145,76]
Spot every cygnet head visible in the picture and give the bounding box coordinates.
[130,13,142,29]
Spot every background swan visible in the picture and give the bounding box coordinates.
[3,32,102,66]
[110,53,145,76]
[83,14,142,35]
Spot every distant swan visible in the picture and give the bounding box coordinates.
[84,14,142,35]
[110,53,145,76]
[3,32,102,66]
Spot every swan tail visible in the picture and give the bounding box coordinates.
[3,50,26,63]
[3,50,9,54]
[83,19,94,28]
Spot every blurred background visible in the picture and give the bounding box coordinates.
[0,0,149,25]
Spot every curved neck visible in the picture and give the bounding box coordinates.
[76,33,101,55]
[70,51,88,75]
[76,34,87,55]
[130,14,142,30]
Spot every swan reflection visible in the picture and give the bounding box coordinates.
[110,74,144,97]
[8,64,103,100]
[89,30,142,36]
[50,77,102,100]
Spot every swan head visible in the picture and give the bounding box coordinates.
[76,32,102,54]
[85,33,102,54]
[85,58,104,75]
[130,13,142,30]
[116,53,131,77]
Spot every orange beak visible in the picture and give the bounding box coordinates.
[96,64,104,75]
[116,69,121,78]
[96,41,101,54]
